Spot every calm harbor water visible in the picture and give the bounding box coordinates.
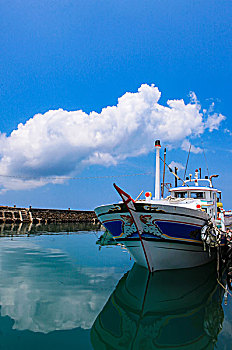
[0,224,231,349]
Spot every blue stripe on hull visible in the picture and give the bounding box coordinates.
[103,220,123,237]
[155,221,201,240]
[103,219,202,243]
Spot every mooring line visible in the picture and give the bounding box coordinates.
[217,278,232,297]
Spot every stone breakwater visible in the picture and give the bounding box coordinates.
[0,206,99,224]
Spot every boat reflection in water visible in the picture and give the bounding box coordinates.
[91,261,224,350]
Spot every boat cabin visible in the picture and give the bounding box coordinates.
[170,187,217,201]
[169,177,221,221]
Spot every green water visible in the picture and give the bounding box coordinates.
[0,224,231,349]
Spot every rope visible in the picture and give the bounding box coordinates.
[200,222,232,299]
[159,156,189,186]
[217,246,220,278]
[217,279,232,297]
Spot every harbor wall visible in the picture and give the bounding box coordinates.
[0,206,99,224]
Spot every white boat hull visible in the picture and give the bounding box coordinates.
[123,239,214,271]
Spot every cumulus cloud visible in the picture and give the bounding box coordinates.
[168,161,185,171]
[181,139,203,154]
[0,84,225,190]
[205,113,226,132]
[224,128,232,136]
[189,91,198,104]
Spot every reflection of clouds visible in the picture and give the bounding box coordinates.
[0,239,124,333]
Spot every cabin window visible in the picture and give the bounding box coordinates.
[175,192,187,198]
[190,192,204,199]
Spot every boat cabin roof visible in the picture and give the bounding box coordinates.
[170,186,218,193]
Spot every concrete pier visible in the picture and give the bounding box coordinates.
[0,206,99,224]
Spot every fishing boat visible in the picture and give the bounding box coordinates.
[94,140,226,271]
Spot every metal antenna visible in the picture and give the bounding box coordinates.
[184,144,191,180]
[201,141,210,177]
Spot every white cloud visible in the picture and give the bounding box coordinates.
[205,113,226,132]
[189,91,198,104]
[181,139,203,154]
[0,84,226,190]
[224,128,232,136]
[168,161,185,171]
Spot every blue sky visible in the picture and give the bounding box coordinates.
[0,0,232,209]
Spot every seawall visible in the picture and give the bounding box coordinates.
[0,206,99,224]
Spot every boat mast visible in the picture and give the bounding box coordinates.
[154,140,161,200]
[161,147,166,198]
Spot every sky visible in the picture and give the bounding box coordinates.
[0,0,232,210]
